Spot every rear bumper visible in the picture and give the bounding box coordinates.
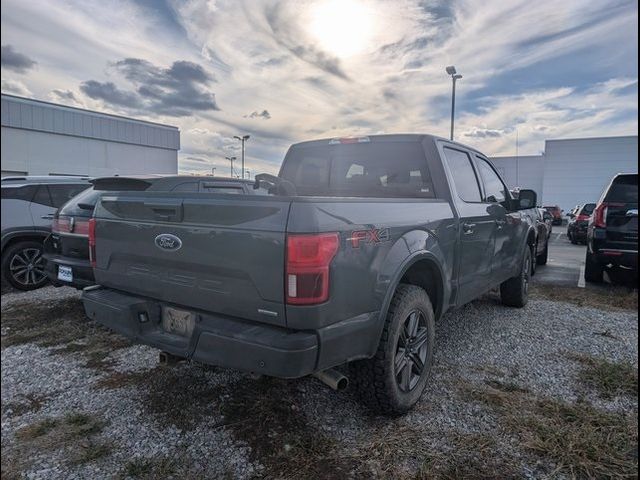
[44,253,95,289]
[594,249,638,271]
[82,287,379,378]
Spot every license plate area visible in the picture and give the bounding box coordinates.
[162,306,196,337]
[58,265,73,282]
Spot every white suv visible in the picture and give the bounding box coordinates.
[1,176,90,290]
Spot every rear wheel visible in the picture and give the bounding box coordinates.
[584,250,604,283]
[350,284,435,415]
[536,241,548,265]
[500,247,531,308]
[1,241,49,291]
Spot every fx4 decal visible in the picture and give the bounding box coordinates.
[348,228,390,248]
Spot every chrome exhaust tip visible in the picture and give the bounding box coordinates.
[312,368,349,391]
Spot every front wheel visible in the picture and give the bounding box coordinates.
[500,247,531,308]
[1,241,49,291]
[350,284,435,415]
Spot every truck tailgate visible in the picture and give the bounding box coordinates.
[93,193,291,326]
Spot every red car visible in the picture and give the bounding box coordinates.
[544,205,563,225]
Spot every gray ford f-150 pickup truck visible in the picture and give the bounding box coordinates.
[82,134,539,414]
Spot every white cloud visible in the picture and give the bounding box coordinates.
[1,78,32,96]
[1,0,637,175]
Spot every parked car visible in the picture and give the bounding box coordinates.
[44,177,264,289]
[1,176,90,290]
[567,203,595,244]
[585,173,638,283]
[543,205,563,225]
[83,134,541,414]
[533,208,550,267]
[539,207,553,236]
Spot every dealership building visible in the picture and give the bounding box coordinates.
[491,135,637,212]
[1,93,179,178]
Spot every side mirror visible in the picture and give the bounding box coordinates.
[517,189,537,210]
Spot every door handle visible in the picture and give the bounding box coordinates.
[41,214,54,220]
[462,222,476,234]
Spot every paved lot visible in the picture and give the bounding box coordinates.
[534,232,588,287]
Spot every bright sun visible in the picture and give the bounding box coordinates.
[308,0,375,58]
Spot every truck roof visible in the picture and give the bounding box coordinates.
[290,133,486,156]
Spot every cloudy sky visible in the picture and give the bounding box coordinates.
[1,0,637,175]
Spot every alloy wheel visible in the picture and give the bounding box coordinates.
[394,310,430,392]
[9,248,46,287]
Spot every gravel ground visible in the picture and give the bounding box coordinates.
[1,284,637,479]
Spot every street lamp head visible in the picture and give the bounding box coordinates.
[243,135,250,140]
[445,65,457,75]
[453,74,462,80]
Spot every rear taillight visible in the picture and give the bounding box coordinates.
[592,203,624,228]
[576,214,590,222]
[286,233,339,305]
[88,218,97,267]
[51,216,90,235]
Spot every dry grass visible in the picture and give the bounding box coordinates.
[1,296,132,371]
[121,457,178,479]
[467,384,638,479]
[5,411,112,477]
[531,284,638,311]
[1,393,48,418]
[567,352,638,399]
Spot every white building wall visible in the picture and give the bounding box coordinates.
[490,155,545,198]
[542,136,637,212]
[1,127,177,176]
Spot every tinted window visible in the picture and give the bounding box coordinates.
[32,185,54,207]
[605,175,638,203]
[202,186,244,194]
[280,141,435,198]
[443,148,482,202]
[476,158,507,203]
[580,203,596,215]
[59,187,101,216]
[49,184,89,208]
[1,185,37,201]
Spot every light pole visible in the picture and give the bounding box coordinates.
[211,167,216,177]
[445,66,462,141]
[225,156,236,177]
[233,135,250,179]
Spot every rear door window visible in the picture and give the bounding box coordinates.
[59,188,101,216]
[1,185,37,201]
[442,148,482,202]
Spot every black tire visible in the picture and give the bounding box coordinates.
[569,231,578,244]
[1,240,49,291]
[536,241,548,265]
[500,247,531,308]
[350,284,435,415]
[584,250,604,283]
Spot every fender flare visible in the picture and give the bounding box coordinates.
[1,229,50,253]
[371,250,447,347]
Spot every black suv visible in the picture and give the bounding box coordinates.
[585,173,638,283]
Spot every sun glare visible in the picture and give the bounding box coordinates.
[308,0,375,58]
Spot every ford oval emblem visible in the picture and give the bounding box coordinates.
[155,233,182,251]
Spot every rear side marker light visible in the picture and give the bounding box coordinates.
[286,233,339,305]
[592,203,624,228]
